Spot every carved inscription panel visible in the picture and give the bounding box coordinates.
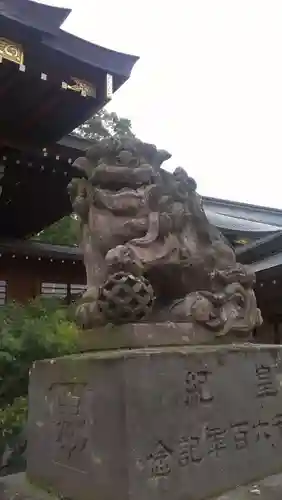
[27,355,127,500]
[147,414,282,478]
[48,382,91,473]
[124,348,282,500]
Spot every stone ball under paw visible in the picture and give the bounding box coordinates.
[97,272,155,324]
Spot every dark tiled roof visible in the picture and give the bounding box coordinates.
[203,196,282,229]
[248,252,282,274]
[205,209,281,234]
[236,232,282,263]
[0,1,138,149]
[0,0,71,34]
[0,239,83,261]
[0,0,138,78]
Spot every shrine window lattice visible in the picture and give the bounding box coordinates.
[41,283,86,303]
[0,280,7,305]
[41,283,68,299]
[70,284,86,296]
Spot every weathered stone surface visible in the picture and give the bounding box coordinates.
[0,473,56,500]
[213,474,282,499]
[77,322,245,352]
[26,344,282,500]
[3,471,282,500]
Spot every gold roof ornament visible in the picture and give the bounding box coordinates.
[66,77,96,98]
[0,38,24,65]
[234,239,250,245]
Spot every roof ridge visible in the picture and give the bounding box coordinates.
[203,196,282,214]
[0,0,71,32]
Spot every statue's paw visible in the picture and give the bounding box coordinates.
[75,287,103,329]
[75,301,103,329]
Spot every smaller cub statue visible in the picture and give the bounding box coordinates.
[68,137,262,340]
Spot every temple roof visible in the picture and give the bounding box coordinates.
[236,232,282,264]
[0,238,82,261]
[0,0,71,34]
[0,0,138,148]
[0,0,137,76]
[203,196,282,230]
[205,209,281,235]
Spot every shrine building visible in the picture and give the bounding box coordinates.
[0,0,137,302]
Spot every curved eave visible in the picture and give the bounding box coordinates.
[43,31,139,80]
[0,239,82,261]
[249,253,282,274]
[0,1,138,82]
[203,196,282,229]
[235,232,282,265]
[205,209,281,234]
[0,0,71,34]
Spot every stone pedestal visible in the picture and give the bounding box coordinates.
[5,471,282,500]
[25,343,282,500]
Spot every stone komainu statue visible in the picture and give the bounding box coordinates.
[68,137,262,340]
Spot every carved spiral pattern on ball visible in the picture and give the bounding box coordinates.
[97,272,155,323]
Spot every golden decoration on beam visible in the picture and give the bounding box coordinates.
[67,77,96,98]
[234,238,250,245]
[0,38,24,65]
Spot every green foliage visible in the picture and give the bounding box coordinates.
[75,108,135,141]
[0,298,78,408]
[0,299,78,470]
[0,397,27,441]
[0,396,28,473]
[33,110,135,246]
[34,215,80,246]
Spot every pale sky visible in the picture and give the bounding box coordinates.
[37,0,282,208]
